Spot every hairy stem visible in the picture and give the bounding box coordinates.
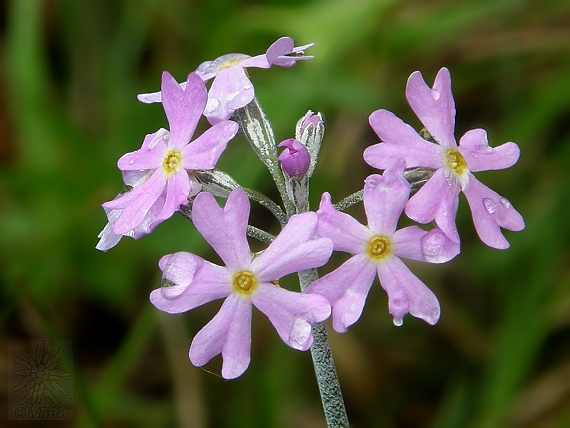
[299,269,350,428]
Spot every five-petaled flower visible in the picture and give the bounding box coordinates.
[364,67,525,249]
[138,37,314,124]
[150,189,333,379]
[306,160,459,331]
[98,72,238,250]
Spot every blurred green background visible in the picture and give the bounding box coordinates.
[1,0,570,427]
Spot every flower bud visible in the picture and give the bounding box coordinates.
[278,139,310,178]
[295,111,324,177]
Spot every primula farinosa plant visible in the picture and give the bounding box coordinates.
[98,37,525,427]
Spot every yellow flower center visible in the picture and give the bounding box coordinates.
[232,270,258,296]
[162,150,182,175]
[444,149,468,176]
[219,58,245,71]
[366,235,392,261]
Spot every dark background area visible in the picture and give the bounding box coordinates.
[1,0,570,427]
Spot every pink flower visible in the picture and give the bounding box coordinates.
[100,72,238,242]
[138,37,314,124]
[364,68,525,249]
[278,139,310,178]
[150,189,332,379]
[306,160,459,331]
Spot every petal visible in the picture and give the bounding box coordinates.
[314,193,369,254]
[365,110,442,169]
[117,133,167,171]
[137,81,189,104]
[152,170,191,226]
[103,170,167,235]
[377,257,440,326]
[265,37,314,68]
[95,220,122,251]
[189,295,252,379]
[251,212,333,281]
[161,72,206,148]
[191,190,251,271]
[363,161,409,235]
[181,120,238,170]
[306,254,376,333]
[204,67,255,124]
[458,129,520,172]
[406,68,456,147]
[150,260,230,314]
[252,283,330,350]
[405,169,460,243]
[463,176,525,249]
[158,252,203,298]
[393,226,460,263]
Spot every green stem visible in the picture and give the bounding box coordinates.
[298,269,350,427]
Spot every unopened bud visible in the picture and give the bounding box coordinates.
[278,139,310,178]
[295,111,324,177]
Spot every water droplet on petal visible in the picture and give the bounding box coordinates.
[483,198,497,214]
[393,318,403,327]
[432,89,441,101]
[499,197,511,208]
[205,98,219,114]
[243,84,253,90]
[129,159,135,165]
[289,318,311,350]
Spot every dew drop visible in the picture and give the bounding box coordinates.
[129,159,135,165]
[205,98,219,114]
[243,84,253,90]
[499,197,511,208]
[393,318,403,327]
[483,198,497,214]
[432,89,441,101]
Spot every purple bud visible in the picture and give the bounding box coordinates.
[298,111,323,135]
[278,139,310,178]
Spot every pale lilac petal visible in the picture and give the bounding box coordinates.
[191,190,251,271]
[251,212,333,281]
[314,193,369,254]
[252,283,330,350]
[306,254,376,333]
[103,170,167,235]
[365,110,442,169]
[182,120,238,170]
[392,226,430,262]
[205,67,255,124]
[238,53,271,69]
[152,171,191,227]
[405,169,460,243]
[158,252,203,297]
[406,68,456,147]
[161,72,206,148]
[363,160,409,235]
[377,257,440,326]
[265,37,314,67]
[137,91,163,104]
[150,260,230,314]
[197,54,252,77]
[189,295,252,379]
[122,169,153,187]
[463,176,525,249]
[95,220,122,251]
[393,226,460,263]
[458,129,520,172]
[117,133,167,171]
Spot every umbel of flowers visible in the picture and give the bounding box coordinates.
[98,36,525,427]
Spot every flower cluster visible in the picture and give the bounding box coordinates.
[98,38,524,379]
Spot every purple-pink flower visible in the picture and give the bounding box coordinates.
[363,67,525,249]
[150,189,332,379]
[278,138,310,178]
[306,160,459,331]
[99,72,238,245]
[138,37,314,124]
